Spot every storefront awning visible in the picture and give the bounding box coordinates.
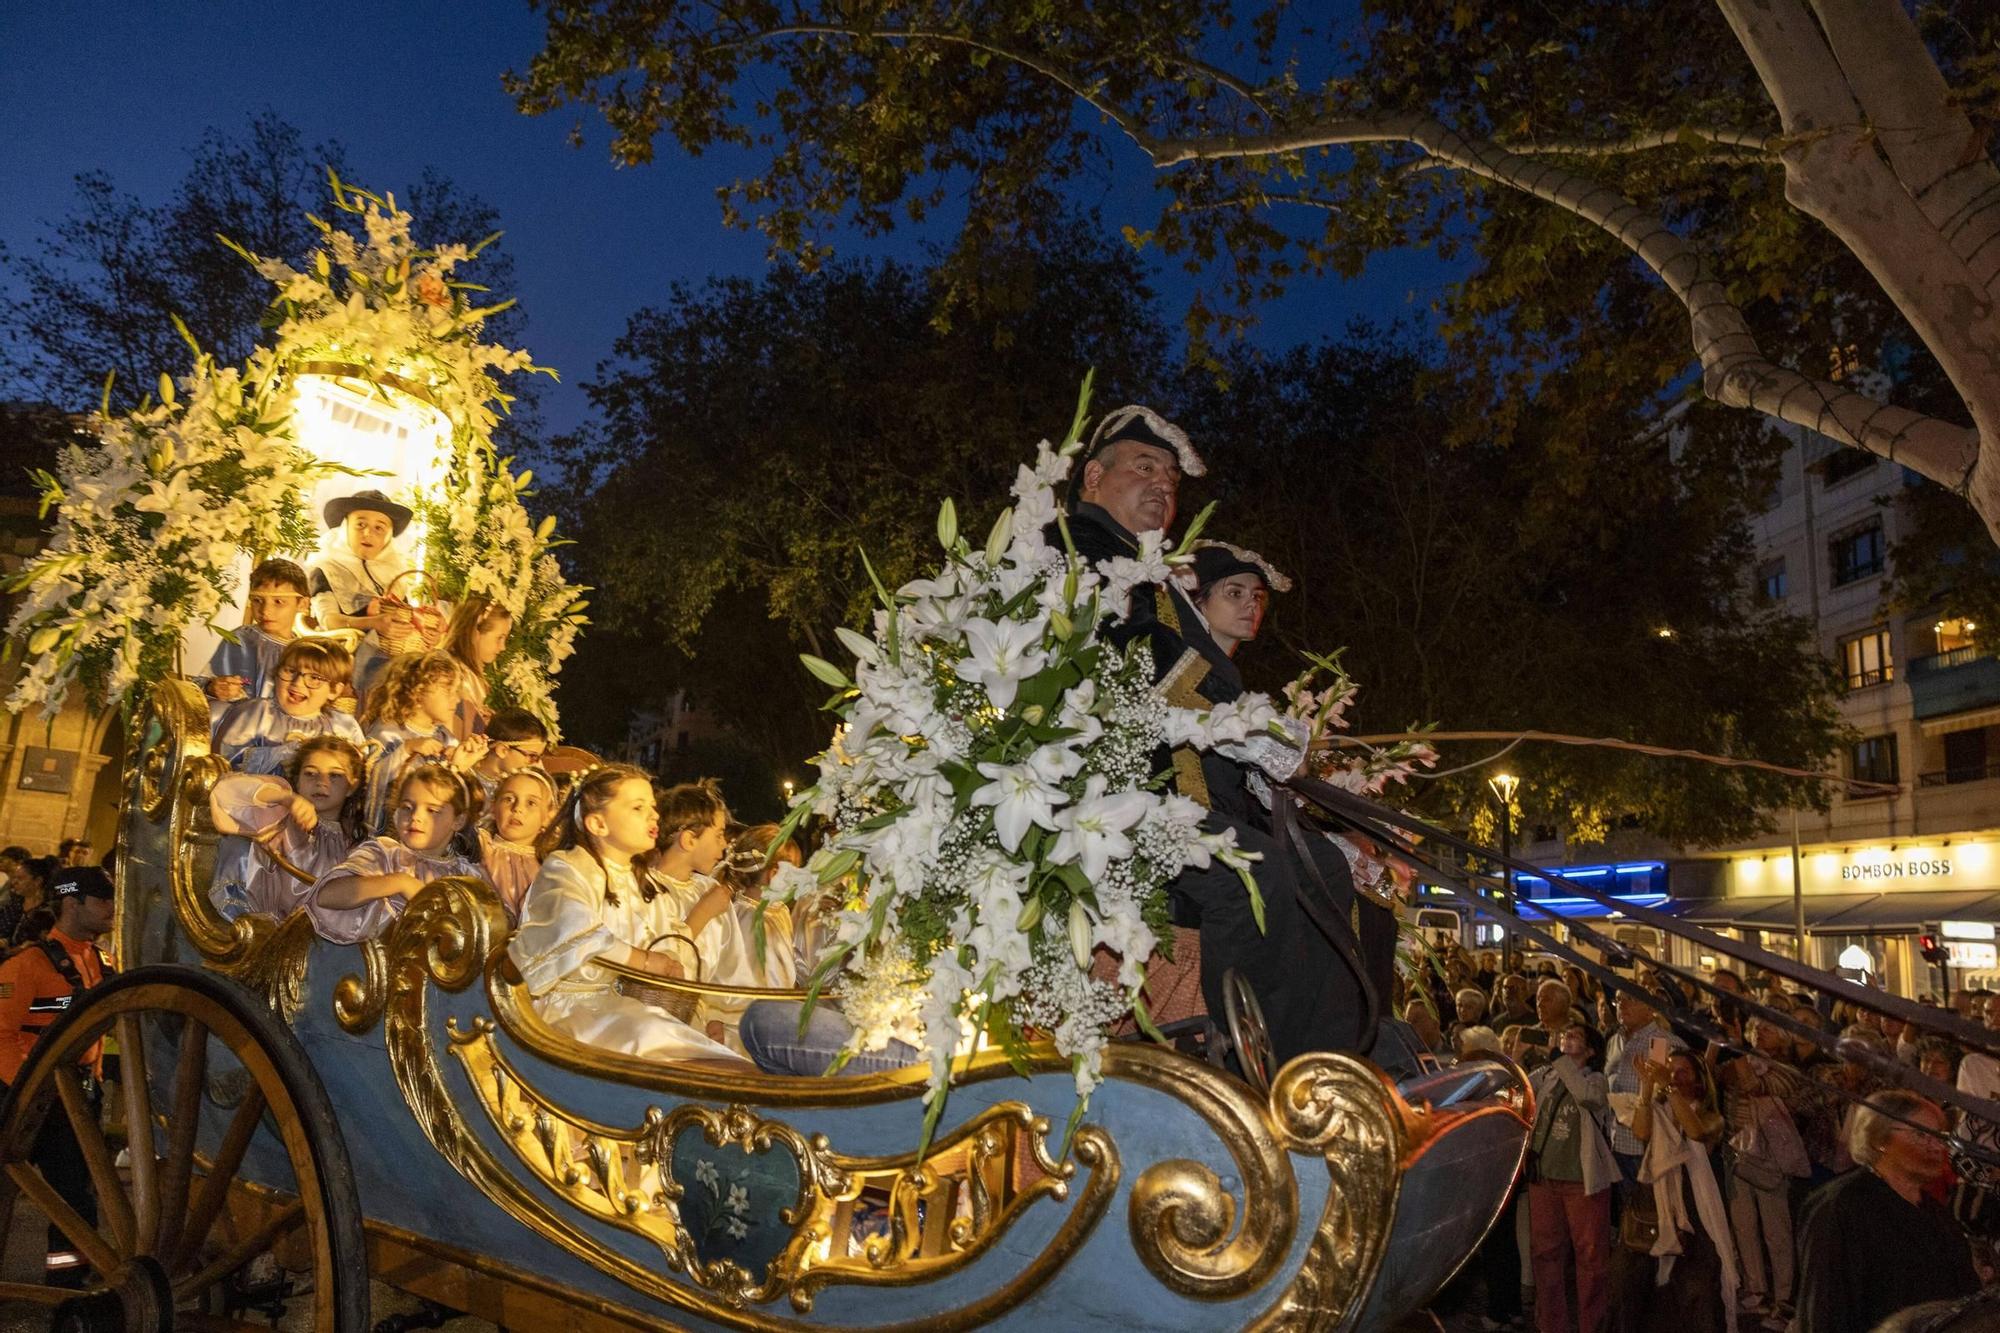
[1674,889,2000,933]
[1811,889,2000,931]
[1672,893,1879,931]
[1920,706,2000,737]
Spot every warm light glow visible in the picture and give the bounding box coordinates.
[292,372,451,562]
[1656,627,1675,639]
[1487,772,1519,805]
[1738,857,1765,886]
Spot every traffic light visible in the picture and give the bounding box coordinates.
[1920,933,1947,966]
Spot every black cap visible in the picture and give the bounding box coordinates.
[322,489,413,535]
[51,866,114,901]
[1191,545,1266,596]
[1188,540,1292,598]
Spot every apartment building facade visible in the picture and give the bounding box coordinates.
[1683,414,2000,997]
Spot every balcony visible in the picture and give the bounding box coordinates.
[1919,760,2000,788]
[1908,648,2000,721]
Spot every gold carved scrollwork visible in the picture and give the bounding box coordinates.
[1114,1045,1298,1300]
[1248,1053,1409,1332]
[135,679,320,1022]
[126,678,210,824]
[449,1018,1114,1316]
[377,879,1118,1330]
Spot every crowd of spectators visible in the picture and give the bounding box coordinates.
[1402,945,1995,1333]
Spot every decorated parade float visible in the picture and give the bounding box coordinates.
[0,180,1532,1331]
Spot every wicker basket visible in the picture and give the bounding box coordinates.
[370,569,447,654]
[620,931,702,1022]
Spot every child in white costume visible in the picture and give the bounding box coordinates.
[509,766,744,1065]
[359,651,488,833]
[306,763,484,944]
[309,488,431,700]
[212,638,366,775]
[209,736,365,921]
[645,781,781,1053]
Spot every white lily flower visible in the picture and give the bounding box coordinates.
[1051,774,1152,881]
[970,757,1069,851]
[956,615,1050,711]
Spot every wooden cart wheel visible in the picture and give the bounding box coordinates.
[1222,967,1278,1097]
[0,965,366,1331]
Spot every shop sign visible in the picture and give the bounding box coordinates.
[1947,941,1999,970]
[1944,920,1997,941]
[1840,855,1954,882]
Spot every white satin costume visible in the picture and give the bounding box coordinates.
[508,850,745,1064]
[208,773,354,921]
[304,836,484,945]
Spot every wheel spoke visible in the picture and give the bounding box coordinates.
[2,1160,122,1281]
[52,1067,134,1257]
[171,1198,302,1302]
[152,1017,208,1261]
[0,1279,72,1306]
[169,1083,264,1274]
[115,1013,159,1253]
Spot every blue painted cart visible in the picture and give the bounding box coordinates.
[0,680,1530,1331]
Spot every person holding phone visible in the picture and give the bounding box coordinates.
[1606,991,1684,1187]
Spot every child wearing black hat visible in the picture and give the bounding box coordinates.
[308,488,421,701]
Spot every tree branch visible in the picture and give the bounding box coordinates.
[694,23,1163,154]
[1498,127,1781,158]
[1150,112,1978,484]
[1172,191,1344,214]
[1804,0,2000,296]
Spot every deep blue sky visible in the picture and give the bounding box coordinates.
[1,2,1461,436]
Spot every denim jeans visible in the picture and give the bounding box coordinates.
[739,1000,921,1076]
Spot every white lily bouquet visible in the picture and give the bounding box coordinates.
[767,382,1278,1146]
[1282,651,1440,797]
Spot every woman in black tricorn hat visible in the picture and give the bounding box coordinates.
[308,488,416,697]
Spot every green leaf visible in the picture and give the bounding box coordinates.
[799,653,851,688]
[1062,369,1096,451]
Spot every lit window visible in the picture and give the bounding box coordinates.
[1830,522,1885,586]
[1849,734,1899,786]
[1935,618,1979,654]
[1840,626,1893,689]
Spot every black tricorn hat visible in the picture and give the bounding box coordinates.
[1190,540,1293,598]
[323,489,413,535]
[1067,404,1207,507]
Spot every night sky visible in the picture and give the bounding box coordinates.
[2,2,1461,437]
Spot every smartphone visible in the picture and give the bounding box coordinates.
[1648,1036,1671,1066]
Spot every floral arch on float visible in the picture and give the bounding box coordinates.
[2,173,584,731]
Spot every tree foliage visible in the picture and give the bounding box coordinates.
[1182,332,1845,846]
[546,219,1170,761]
[0,112,538,442]
[551,225,1844,844]
[512,1,2000,537]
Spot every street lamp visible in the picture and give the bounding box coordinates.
[1488,773,1519,969]
[782,778,796,803]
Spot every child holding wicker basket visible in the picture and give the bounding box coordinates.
[308,489,445,703]
[508,765,745,1064]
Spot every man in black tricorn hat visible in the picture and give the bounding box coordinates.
[1051,406,1366,1062]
